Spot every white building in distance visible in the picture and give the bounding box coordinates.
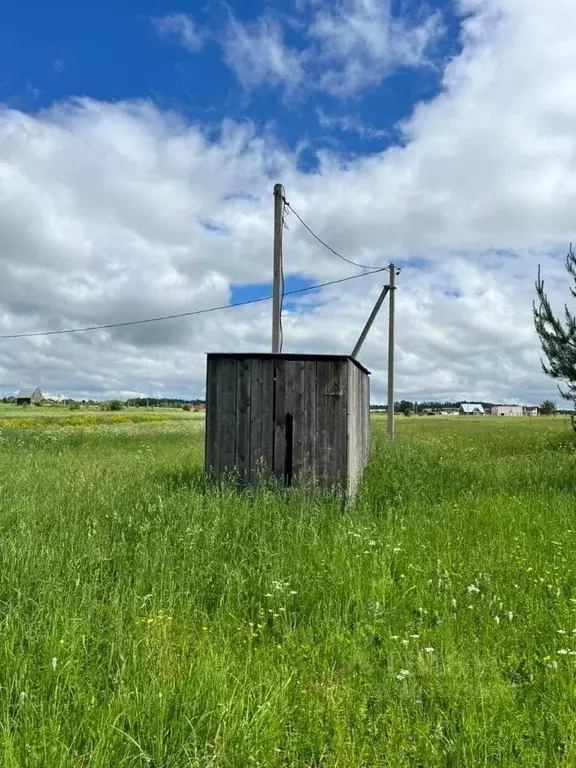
[491,404,523,416]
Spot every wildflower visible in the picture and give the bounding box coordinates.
[51,657,57,672]
[396,669,410,681]
[557,630,567,635]
[390,635,400,640]
[467,585,480,595]
[451,598,457,609]
[401,639,409,646]
[393,547,402,554]
[558,649,569,655]
[264,593,273,598]
[424,647,435,653]
[410,634,420,640]
[494,615,500,625]
[289,590,297,595]
[507,612,514,622]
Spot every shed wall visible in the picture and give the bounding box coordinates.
[205,355,369,495]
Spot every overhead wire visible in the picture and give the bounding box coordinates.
[282,197,384,271]
[0,266,387,341]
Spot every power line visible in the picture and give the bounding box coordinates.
[283,197,383,271]
[0,266,386,341]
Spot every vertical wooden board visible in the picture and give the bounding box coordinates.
[218,358,238,476]
[260,358,275,479]
[346,361,359,498]
[302,360,317,484]
[205,356,219,476]
[363,373,371,465]
[333,359,348,490]
[249,358,264,483]
[285,360,305,482]
[316,359,347,491]
[273,358,287,484]
[315,360,330,489]
[235,359,252,485]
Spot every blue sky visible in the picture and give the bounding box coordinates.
[0,0,460,161]
[0,0,574,403]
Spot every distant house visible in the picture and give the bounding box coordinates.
[491,404,523,416]
[459,403,485,415]
[523,405,539,417]
[15,386,43,406]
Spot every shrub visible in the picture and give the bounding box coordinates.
[182,404,192,412]
[34,401,43,407]
[108,400,124,412]
[69,402,81,411]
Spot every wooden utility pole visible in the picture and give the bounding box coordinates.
[387,264,396,439]
[272,183,284,354]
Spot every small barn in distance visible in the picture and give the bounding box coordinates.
[205,353,370,498]
[15,387,43,406]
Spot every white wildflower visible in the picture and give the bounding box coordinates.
[507,612,514,622]
[410,634,420,640]
[557,630,567,635]
[51,657,57,671]
[390,635,400,640]
[396,669,410,681]
[451,598,457,609]
[424,647,435,653]
[467,585,480,595]
[558,649,569,655]
[401,639,409,646]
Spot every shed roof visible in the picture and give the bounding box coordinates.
[460,402,484,413]
[206,353,371,375]
[16,386,41,398]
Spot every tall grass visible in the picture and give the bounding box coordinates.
[0,416,575,766]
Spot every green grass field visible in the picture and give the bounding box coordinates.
[1,412,575,766]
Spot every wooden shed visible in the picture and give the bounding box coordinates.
[205,353,370,497]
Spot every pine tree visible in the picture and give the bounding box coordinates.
[534,245,576,405]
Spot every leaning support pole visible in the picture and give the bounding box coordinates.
[351,285,390,360]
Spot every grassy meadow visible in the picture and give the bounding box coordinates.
[1,411,576,766]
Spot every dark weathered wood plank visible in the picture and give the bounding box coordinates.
[301,360,317,487]
[249,358,264,483]
[284,360,305,483]
[218,357,238,477]
[315,361,333,490]
[273,358,287,485]
[331,359,348,491]
[235,358,251,485]
[260,358,275,479]
[205,356,219,477]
